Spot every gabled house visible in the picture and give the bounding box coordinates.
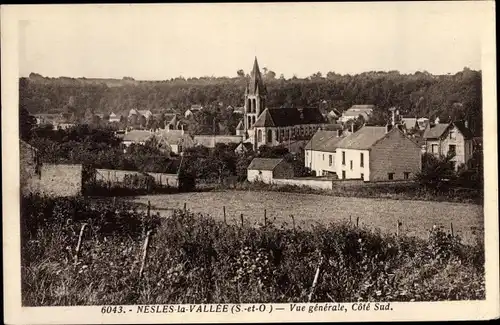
[247,158,294,184]
[417,118,430,131]
[122,130,155,147]
[304,130,344,177]
[422,120,474,170]
[156,129,195,155]
[400,117,418,131]
[335,125,421,182]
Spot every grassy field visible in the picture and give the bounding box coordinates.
[132,191,484,245]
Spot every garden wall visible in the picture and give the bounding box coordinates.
[38,164,82,197]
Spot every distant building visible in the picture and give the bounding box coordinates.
[128,109,153,120]
[304,130,344,177]
[338,105,374,124]
[235,120,245,136]
[184,104,203,118]
[423,120,474,170]
[400,117,418,131]
[417,117,430,131]
[247,158,294,184]
[156,128,195,155]
[335,125,421,182]
[122,130,155,147]
[193,135,244,149]
[109,112,121,123]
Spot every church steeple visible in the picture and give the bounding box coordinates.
[248,57,266,96]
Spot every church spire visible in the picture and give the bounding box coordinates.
[248,57,266,96]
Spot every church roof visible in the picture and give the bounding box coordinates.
[254,107,327,128]
[247,57,267,96]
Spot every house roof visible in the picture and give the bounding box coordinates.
[233,106,245,114]
[342,111,370,118]
[254,107,326,128]
[235,142,253,152]
[138,110,152,117]
[122,130,154,143]
[304,130,344,152]
[157,130,195,146]
[422,123,450,139]
[247,158,284,171]
[193,135,243,148]
[336,126,389,150]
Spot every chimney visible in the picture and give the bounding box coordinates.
[181,124,184,135]
[464,120,469,129]
[337,129,342,137]
[350,123,354,133]
[434,116,440,124]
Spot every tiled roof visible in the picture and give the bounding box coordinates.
[304,131,344,152]
[254,107,326,128]
[122,130,154,143]
[336,126,388,150]
[422,123,450,139]
[321,123,343,131]
[247,158,284,171]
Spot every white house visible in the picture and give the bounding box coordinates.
[304,130,344,176]
[109,112,121,123]
[247,158,294,184]
[335,125,421,182]
[156,128,195,155]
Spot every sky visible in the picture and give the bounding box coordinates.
[16,2,491,80]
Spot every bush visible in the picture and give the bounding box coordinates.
[21,195,484,306]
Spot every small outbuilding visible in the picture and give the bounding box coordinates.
[247,158,294,184]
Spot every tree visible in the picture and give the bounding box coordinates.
[416,153,457,190]
[19,108,36,141]
[266,70,276,80]
[237,69,245,78]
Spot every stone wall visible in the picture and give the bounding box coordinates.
[96,168,179,188]
[272,178,334,190]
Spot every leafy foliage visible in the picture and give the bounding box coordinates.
[22,195,484,305]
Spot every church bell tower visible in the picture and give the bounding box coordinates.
[244,57,267,135]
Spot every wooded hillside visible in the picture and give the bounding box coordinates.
[20,68,483,136]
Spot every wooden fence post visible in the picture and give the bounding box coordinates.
[264,209,267,227]
[308,255,324,302]
[240,213,244,228]
[223,206,227,225]
[290,215,295,232]
[74,223,88,266]
[450,222,454,236]
[139,230,152,279]
[356,216,359,227]
[183,202,187,212]
[396,220,400,237]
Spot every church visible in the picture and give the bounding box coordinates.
[241,57,328,150]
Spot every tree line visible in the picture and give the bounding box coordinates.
[20,67,482,137]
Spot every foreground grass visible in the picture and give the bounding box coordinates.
[21,195,485,306]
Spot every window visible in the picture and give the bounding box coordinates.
[350,160,353,170]
[360,153,364,167]
[275,130,279,141]
[329,155,332,166]
[388,173,394,180]
[257,129,262,142]
[323,154,325,161]
[342,170,346,179]
[449,129,456,139]
[448,144,456,156]
[360,173,364,180]
[404,172,410,180]
[431,144,438,154]
[342,151,346,165]
[267,130,273,143]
